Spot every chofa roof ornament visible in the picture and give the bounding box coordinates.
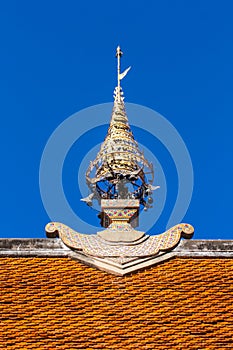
[46,46,194,275]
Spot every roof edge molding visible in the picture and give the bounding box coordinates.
[0,238,233,275]
[1,238,233,275]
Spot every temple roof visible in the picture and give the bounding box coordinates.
[0,241,233,349]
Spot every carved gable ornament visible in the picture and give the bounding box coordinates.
[46,221,193,275]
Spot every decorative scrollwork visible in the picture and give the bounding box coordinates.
[45,222,194,260]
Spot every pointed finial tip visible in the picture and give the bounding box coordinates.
[116,45,123,57]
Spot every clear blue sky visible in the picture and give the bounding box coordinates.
[0,1,232,239]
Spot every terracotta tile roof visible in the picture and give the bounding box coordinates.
[0,257,233,349]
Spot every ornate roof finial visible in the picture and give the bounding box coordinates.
[46,46,194,270]
[85,46,155,221]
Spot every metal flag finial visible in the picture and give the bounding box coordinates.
[115,46,131,102]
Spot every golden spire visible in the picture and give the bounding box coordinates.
[84,46,154,210]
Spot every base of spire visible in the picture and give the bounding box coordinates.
[97,199,143,242]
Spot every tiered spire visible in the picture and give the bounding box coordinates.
[84,46,154,209]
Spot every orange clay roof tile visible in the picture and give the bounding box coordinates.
[0,257,233,349]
